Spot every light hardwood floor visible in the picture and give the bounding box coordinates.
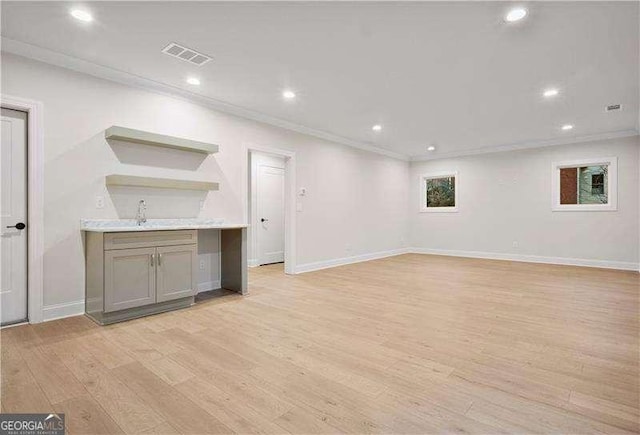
[1,254,638,434]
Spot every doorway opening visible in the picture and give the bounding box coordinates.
[245,145,296,275]
[251,152,285,267]
[1,108,28,326]
[1,95,44,325]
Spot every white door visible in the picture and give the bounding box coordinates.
[256,154,285,265]
[1,108,28,325]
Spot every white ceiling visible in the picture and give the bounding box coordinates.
[2,1,638,160]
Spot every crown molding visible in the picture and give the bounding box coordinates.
[411,129,640,162]
[1,37,409,162]
[5,37,637,164]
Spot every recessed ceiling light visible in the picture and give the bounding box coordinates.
[70,9,93,22]
[427,146,436,151]
[561,124,574,131]
[543,89,559,98]
[505,7,527,22]
[186,77,200,86]
[282,90,296,100]
[372,125,382,132]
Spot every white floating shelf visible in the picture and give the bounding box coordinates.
[106,174,219,191]
[105,126,219,154]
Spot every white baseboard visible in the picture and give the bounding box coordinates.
[197,280,222,293]
[38,248,634,323]
[408,247,639,271]
[295,248,410,274]
[42,300,85,322]
[248,258,259,268]
[41,281,221,323]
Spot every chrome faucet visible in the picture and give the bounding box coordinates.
[136,199,147,226]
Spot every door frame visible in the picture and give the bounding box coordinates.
[243,143,296,275]
[1,95,44,323]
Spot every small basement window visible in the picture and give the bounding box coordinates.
[420,171,458,212]
[552,157,617,211]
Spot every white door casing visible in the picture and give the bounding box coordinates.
[255,153,285,265]
[1,108,28,325]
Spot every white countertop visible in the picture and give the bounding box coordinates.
[81,219,248,232]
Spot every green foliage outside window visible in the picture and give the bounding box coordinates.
[426,177,455,207]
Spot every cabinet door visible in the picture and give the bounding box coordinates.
[156,244,197,303]
[104,247,156,313]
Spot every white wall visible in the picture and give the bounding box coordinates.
[3,51,637,320]
[1,53,410,310]
[410,136,640,269]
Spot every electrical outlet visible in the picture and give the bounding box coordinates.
[199,260,205,270]
[512,241,519,248]
[345,244,352,252]
[95,196,105,209]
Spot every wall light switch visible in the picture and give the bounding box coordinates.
[199,200,205,210]
[296,202,303,212]
[95,196,105,209]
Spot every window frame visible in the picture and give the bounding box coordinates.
[551,157,617,212]
[420,171,459,213]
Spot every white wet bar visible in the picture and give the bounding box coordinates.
[82,219,248,325]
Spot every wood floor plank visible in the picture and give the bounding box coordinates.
[0,342,52,414]
[1,255,637,434]
[174,377,288,434]
[18,344,87,405]
[80,330,137,369]
[111,361,233,434]
[140,356,195,386]
[54,395,124,435]
[274,406,344,434]
[51,338,166,434]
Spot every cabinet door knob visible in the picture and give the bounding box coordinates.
[6,222,26,230]
[158,254,162,266]
[150,254,155,267]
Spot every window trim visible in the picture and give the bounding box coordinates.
[551,157,617,212]
[420,171,459,213]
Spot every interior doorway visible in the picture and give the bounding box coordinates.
[252,152,285,265]
[245,145,296,274]
[1,108,28,326]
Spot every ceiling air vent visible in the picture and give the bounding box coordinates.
[161,43,212,66]
[605,104,622,112]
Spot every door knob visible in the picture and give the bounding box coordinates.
[6,222,26,230]
[260,218,268,223]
